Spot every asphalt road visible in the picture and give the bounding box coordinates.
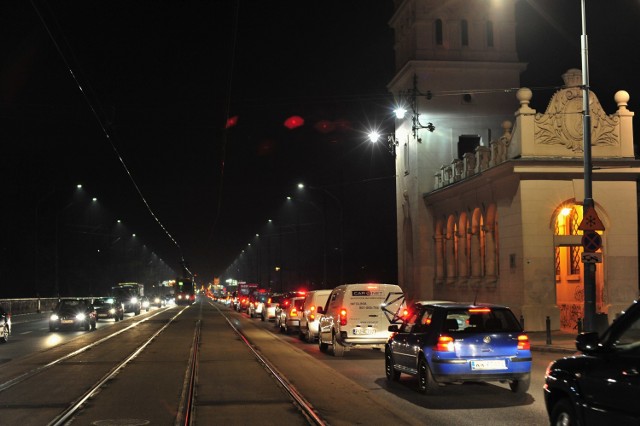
[0,300,559,425]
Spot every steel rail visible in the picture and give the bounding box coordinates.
[48,306,189,426]
[209,300,327,426]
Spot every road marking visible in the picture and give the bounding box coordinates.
[20,331,32,335]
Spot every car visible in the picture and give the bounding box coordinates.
[274,291,306,327]
[385,301,531,395]
[276,296,306,334]
[262,293,284,322]
[141,296,151,312]
[0,306,11,343]
[49,298,97,331]
[544,299,640,424]
[299,289,332,342]
[318,283,405,356]
[151,295,166,308]
[93,297,124,321]
[247,290,269,319]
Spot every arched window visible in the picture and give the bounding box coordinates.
[555,206,582,277]
[486,21,494,47]
[461,20,469,46]
[435,19,443,46]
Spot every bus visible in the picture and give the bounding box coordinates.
[175,278,196,305]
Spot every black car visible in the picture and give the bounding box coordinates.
[544,299,640,424]
[93,297,124,322]
[49,298,97,331]
[0,306,11,343]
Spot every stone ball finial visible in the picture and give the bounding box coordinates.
[614,90,630,108]
[516,87,532,105]
[502,120,512,132]
[562,68,582,87]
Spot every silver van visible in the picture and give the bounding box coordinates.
[317,283,405,356]
[299,289,333,342]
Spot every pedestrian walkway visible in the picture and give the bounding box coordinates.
[528,330,578,354]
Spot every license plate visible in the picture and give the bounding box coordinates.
[470,360,507,370]
[61,319,74,324]
[353,327,376,335]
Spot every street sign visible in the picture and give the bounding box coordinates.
[582,252,602,263]
[581,231,602,253]
[578,206,605,231]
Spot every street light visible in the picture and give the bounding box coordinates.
[579,0,596,333]
[297,183,344,284]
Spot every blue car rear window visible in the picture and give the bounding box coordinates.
[443,308,521,333]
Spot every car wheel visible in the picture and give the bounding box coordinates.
[509,374,530,394]
[550,398,576,426]
[304,329,312,343]
[261,313,265,322]
[417,357,438,395]
[84,321,90,331]
[49,324,55,332]
[91,320,97,331]
[385,349,401,381]
[319,336,329,353]
[1,326,8,343]
[332,332,345,357]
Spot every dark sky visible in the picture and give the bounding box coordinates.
[2,1,639,295]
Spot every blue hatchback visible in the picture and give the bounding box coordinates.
[385,301,532,394]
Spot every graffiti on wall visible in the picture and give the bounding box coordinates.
[560,303,583,330]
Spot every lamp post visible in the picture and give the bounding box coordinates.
[297,183,344,285]
[579,0,596,333]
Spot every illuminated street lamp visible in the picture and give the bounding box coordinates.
[297,183,344,284]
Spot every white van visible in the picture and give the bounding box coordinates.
[317,283,405,356]
[298,289,333,342]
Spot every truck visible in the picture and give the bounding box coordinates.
[111,282,144,315]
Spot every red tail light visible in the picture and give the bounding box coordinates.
[309,313,315,321]
[517,334,530,350]
[468,308,491,313]
[435,335,455,352]
[339,308,347,326]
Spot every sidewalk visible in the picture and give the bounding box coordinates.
[528,330,578,354]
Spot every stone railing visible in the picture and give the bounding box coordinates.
[434,121,512,189]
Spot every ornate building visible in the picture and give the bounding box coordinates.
[388,0,639,331]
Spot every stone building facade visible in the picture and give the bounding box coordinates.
[388,0,640,331]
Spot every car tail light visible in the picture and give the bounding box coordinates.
[290,308,298,317]
[517,334,530,350]
[339,308,347,326]
[309,313,315,321]
[468,308,491,313]
[435,335,455,352]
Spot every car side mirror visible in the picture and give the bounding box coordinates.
[316,307,324,314]
[388,324,399,332]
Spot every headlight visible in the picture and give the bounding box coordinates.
[50,314,59,321]
[142,301,150,307]
[131,297,138,304]
[109,308,116,314]
[76,313,86,321]
[154,298,160,303]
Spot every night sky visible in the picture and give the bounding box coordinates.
[2,1,639,297]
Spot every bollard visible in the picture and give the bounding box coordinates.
[519,314,525,330]
[546,316,552,345]
[577,317,583,334]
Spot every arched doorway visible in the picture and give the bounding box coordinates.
[553,202,605,332]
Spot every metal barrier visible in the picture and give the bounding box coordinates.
[0,298,60,315]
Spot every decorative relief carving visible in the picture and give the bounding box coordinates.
[535,86,619,152]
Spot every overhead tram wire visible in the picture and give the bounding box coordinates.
[30,1,187,266]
